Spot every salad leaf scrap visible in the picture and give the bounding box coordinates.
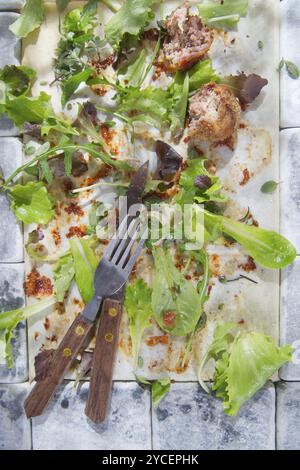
[105,0,156,49]
[198,0,249,29]
[0,297,55,368]
[152,246,204,336]
[9,0,44,38]
[69,238,99,303]
[199,322,292,415]
[9,181,54,224]
[125,279,153,366]
[53,254,75,303]
[152,378,171,407]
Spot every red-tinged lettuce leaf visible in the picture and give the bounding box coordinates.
[222,73,268,106]
[155,140,183,181]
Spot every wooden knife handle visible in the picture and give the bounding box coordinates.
[24,314,94,418]
[85,298,123,423]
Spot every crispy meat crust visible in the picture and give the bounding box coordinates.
[160,4,213,71]
[188,83,241,143]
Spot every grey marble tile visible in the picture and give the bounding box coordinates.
[280,258,300,380]
[280,129,300,253]
[0,383,31,450]
[0,1,24,10]
[0,12,21,136]
[32,381,151,450]
[0,137,23,262]
[152,382,275,450]
[276,382,300,450]
[0,264,27,383]
[280,0,300,128]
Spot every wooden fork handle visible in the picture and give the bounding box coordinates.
[24,314,94,418]
[85,298,123,423]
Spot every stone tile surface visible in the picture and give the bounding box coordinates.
[280,0,300,128]
[0,12,21,136]
[0,137,23,262]
[0,264,27,382]
[0,383,31,450]
[280,258,300,380]
[152,383,275,450]
[0,2,24,9]
[277,382,300,450]
[32,381,151,450]
[280,129,300,253]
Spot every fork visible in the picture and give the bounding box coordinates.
[24,214,146,419]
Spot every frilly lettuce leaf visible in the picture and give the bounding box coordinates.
[188,59,220,92]
[125,278,153,367]
[9,0,44,38]
[105,0,156,48]
[198,322,293,416]
[9,181,54,224]
[0,297,55,368]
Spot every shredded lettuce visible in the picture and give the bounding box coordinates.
[125,279,153,367]
[9,0,44,38]
[69,238,99,303]
[105,0,156,48]
[198,0,248,29]
[9,181,54,225]
[198,322,292,415]
[0,297,55,368]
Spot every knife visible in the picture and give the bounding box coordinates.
[24,162,148,419]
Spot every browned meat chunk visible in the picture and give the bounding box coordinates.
[188,83,241,143]
[160,4,213,71]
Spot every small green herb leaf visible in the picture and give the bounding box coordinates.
[260,180,279,194]
[285,60,300,80]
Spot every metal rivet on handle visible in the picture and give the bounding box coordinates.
[63,348,72,357]
[75,325,85,336]
[105,333,113,342]
[108,307,118,317]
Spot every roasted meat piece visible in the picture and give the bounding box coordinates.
[160,4,213,71]
[188,83,241,143]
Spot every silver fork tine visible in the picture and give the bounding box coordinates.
[111,217,139,264]
[102,214,131,260]
[123,228,147,273]
[117,223,141,268]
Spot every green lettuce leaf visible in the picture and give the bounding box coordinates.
[53,254,75,303]
[4,91,52,127]
[105,0,156,48]
[118,49,148,88]
[118,86,170,128]
[0,65,36,97]
[0,297,55,367]
[151,246,204,336]
[69,238,98,303]
[169,72,189,139]
[199,322,292,415]
[204,210,297,269]
[9,181,54,224]
[224,332,292,415]
[198,0,248,29]
[188,59,220,92]
[9,0,44,38]
[175,158,227,206]
[61,67,94,106]
[152,378,171,407]
[125,279,153,367]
